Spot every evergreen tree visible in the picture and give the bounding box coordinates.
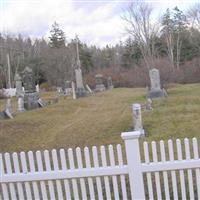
[161,7,187,69]
[49,22,66,48]
[80,44,94,73]
[121,38,142,69]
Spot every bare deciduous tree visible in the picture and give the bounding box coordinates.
[122,2,159,69]
[161,7,187,70]
[161,8,175,70]
[188,3,200,29]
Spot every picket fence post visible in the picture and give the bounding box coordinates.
[121,131,145,199]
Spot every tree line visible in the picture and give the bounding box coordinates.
[0,2,200,89]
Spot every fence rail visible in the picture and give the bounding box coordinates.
[0,131,200,199]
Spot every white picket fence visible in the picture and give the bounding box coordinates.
[0,131,200,199]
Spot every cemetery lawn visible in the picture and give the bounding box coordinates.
[0,83,200,152]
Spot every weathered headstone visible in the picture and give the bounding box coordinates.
[22,66,39,110]
[71,81,76,99]
[86,84,93,93]
[6,98,12,113]
[0,111,8,119]
[38,98,46,107]
[0,98,13,119]
[57,87,63,94]
[107,76,113,90]
[3,88,16,97]
[36,84,40,93]
[18,97,25,112]
[132,104,144,135]
[146,98,153,110]
[74,36,86,98]
[64,81,72,96]
[5,98,13,119]
[15,73,23,97]
[147,68,165,98]
[95,74,105,92]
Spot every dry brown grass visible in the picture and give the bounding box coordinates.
[0,88,145,152]
[0,83,200,153]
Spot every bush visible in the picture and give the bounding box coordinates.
[84,57,200,88]
[40,82,53,91]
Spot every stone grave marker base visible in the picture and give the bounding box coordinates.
[147,89,165,99]
[24,92,39,110]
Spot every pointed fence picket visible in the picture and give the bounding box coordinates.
[100,146,111,199]
[116,144,128,199]
[176,139,187,199]
[0,131,200,200]
[20,152,32,200]
[143,141,154,199]
[59,149,71,200]
[193,138,200,198]
[160,140,170,200]
[44,150,56,200]
[84,147,95,199]
[68,148,79,199]
[152,141,162,199]
[35,151,48,200]
[92,146,103,199]
[75,147,87,200]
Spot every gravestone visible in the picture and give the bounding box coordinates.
[107,76,113,90]
[75,68,86,97]
[95,74,105,92]
[132,104,144,135]
[4,98,13,119]
[0,111,9,119]
[36,84,40,93]
[146,98,153,110]
[147,68,165,99]
[6,98,12,112]
[71,81,76,99]
[86,84,93,93]
[0,98,13,119]
[57,87,63,94]
[64,81,72,96]
[38,98,46,107]
[22,66,39,110]
[14,73,23,97]
[74,36,86,97]
[3,88,16,97]
[18,97,25,112]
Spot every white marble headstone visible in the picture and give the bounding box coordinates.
[36,84,40,92]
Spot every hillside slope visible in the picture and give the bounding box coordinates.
[0,84,200,152]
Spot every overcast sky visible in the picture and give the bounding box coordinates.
[0,0,198,47]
